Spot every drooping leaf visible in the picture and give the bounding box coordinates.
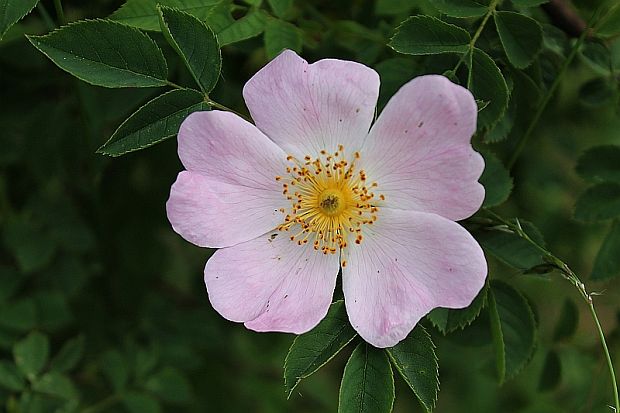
[467,48,509,129]
[27,20,168,88]
[389,15,471,55]
[158,6,221,94]
[284,301,356,397]
[576,145,620,183]
[217,9,268,46]
[50,335,85,373]
[386,326,438,412]
[592,220,620,280]
[480,151,513,207]
[264,18,302,60]
[427,283,488,334]
[338,344,394,413]
[494,11,543,69]
[0,0,39,39]
[538,350,561,391]
[574,182,620,222]
[578,77,615,107]
[144,367,192,404]
[32,371,78,400]
[0,360,25,392]
[432,0,488,18]
[488,281,536,383]
[13,331,50,380]
[109,0,221,31]
[98,89,208,157]
[553,299,578,341]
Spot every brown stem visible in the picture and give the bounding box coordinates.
[542,0,588,37]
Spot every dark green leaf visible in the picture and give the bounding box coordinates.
[109,0,221,31]
[34,291,72,330]
[0,0,39,39]
[387,326,438,412]
[576,145,620,183]
[217,10,268,46]
[13,331,50,380]
[581,40,612,73]
[427,283,488,334]
[50,336,84,373]
[488,281,536,383]
[574,182,620,222]
[123,391,162,413]
[338,344,394,413]
[3,216,56,273]
[0,267,22,304]
[433,0,488,18]
[480,151,513,207]
[32,372,78,400]
[267,0,293,19]
[578,77,615,107]
[485,97,516,143]
[595,5,620,38]
[553,299,578,341]
[494,11,543,68]
[284,301,357,397]
[144,367,191,404]
[0,298,37,331]
[0,360,25,392]
[101,350,129,391]
[467,48,509,128]
[264,19,302,60]
[98,89,208,157]
[512,0,549,6]
[27,20,168,88]
[389,15,471,55]
[592,220,620,280]
[158,6,221,94]
[538,350,561,391]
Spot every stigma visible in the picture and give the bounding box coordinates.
[275,145,383,259]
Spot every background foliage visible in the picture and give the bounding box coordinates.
[1,0,620,412]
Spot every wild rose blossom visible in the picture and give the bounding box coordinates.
[166,50,487,348]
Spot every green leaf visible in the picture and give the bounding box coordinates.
[538,350,561,391]
[387,326,438,412]
[574,182,620,222]
[34,291,72,330]
[488,281,536,383]
[27,20,168,88]
[512,0,548,6]
[581,40,612,73]
[109,0,221,31]
[144,367,191,404]
[389,15,471,56]
[427,283,488,334]
[0,298,37,331]
[433,0,488,18]
[0,267,21,304]
[32,372,78,400]
[264,19,302,60]
[0,360,25,392]
[480,151,513,207]
[13,331,50,380]
[592,220,620,280]
[3,216,56,274]
[267,0,293,18]
[576,145,620,183]
[217,9,268,46]
[50,336,85,373]
[494,11,543,69]
[101,350,129,392]
[284,301,357,397]
[553,299,578,341]
[474,221,545,270]
[0,0,39,39]
[98,89,208,157]
[158,6,221,94]
[595,4,620,38]
[338,344,394,413]
[578,77,615,107]
[123,391,162,413]
[467,48,509,129]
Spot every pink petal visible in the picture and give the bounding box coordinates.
[243,49,380,158]
[204,230,339,334]
[362,75,484,221]
[342,208,487,348]
[167,171,286,248]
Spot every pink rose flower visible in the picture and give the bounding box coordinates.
[166,50,487,348]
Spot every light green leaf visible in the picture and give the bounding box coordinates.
[284,301,357,398]
[217,9,268,46]
[475,220,545,270]
[553,299,578,341]
[123,391,162,413]
[264,19,302,60]
[592,220,620,280]
[389,15,471,55]
[50,336,84,373]
[467,48,509,128]
[109,0,221,31]
[338,344,394,413]
[27,20,168,88]
[578,77,615,107]
[158,6,221,94]
[574,182,620,222]
[14,331,50,380]
[576,145,620,183]
[0,0,39,39]
[488,281,536,383]
[494,11,543,68]
[480,151,513,207]
[387,326,438,412]
[144,367,191,404]
[32,372,78,400]
[433,0,488,18]
[0,360,25,392]
[98,89,208,157]
[267,0,293,18]
[427,283,488,334]
[101,350,129,392]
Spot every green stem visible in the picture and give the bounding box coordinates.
[36,3,56,31]
[53,0,65,25]
[81,394,121,413]
[483,209,619,411]
[453,0,500,74]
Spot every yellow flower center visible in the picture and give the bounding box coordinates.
[275,145,384,264]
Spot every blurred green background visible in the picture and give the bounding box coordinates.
[1,0,619,412]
